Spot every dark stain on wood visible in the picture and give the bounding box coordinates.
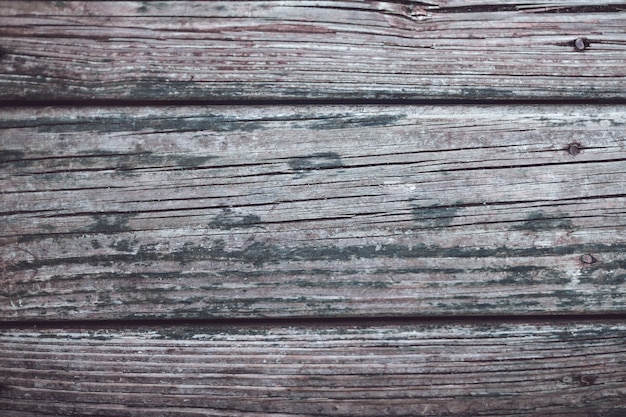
[459,87,517,99]
[112,152,218,172]
[288,152,343,172]
[109,239,138,253]
[0,150,25,164]
[12,115,264,134]
[208,208,262,230]
[513,211,574,231]
[0,246,38,281]
[16,240,626,270]
[87,214,135,234]
[136,2,149,14]
[496,266,569,286]
[308,114,405,130]
[411,203,460,228]
[3,151,218,174]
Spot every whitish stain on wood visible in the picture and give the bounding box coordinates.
[1,321,625,416]
[0,1,625,101]
[1,105,625,320]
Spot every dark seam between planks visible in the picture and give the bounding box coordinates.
[2,314,626,331]
[433,4,626,13]
[377,0,626,14]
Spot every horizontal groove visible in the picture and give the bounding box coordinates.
[2,98,626,108]
[2,313,626,331]
[434,4,626,13]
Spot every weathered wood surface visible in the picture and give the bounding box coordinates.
[2,105,625,321]
[1,1,626,101]
[2,1,626,416]
[1,321,625,416]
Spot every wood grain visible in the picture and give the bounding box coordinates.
[2,104,625,321]
[1,321,625,416]
[1,1,625,101]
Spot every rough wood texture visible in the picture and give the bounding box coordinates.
[2,2,626,414]
[2,105,625,321]
[1,1,626,101]
[1,321,625,416]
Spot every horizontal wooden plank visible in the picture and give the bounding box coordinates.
[1,1,625,101]
[1,104,625,320]
[1,321,625,416]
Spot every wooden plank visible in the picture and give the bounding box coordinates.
[1,1,625,101]
[1,321,625,416]
[1,104,625,320]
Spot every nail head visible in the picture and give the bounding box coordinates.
[574,37,587,51]
[568,143,581,156]
[580,254,597,265]
[578,374,597,386]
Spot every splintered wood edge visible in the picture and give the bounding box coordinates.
[1,104,625,320]
[0,1,625,101]
[0,321,625,416]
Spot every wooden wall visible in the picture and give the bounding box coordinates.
[1,1,625,415]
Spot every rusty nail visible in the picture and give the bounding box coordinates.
[580,254,597,265]
[568,143,581,156]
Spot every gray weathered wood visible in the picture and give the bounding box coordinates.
[3,2,626,415]
[2,105,625,320]
[1,321,625,416]
[1,1,625,101]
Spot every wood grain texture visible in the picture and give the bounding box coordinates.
[1,321,625,416]
[1,1,626,101]
[2,105,625,321]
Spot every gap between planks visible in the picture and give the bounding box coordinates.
[3,313,626,331]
